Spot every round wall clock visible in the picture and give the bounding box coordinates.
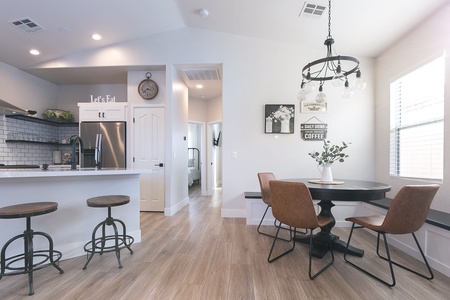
[138,72,158,100]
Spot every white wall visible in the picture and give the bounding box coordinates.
[0,61,57,115]
[57,84,127,121]
[15,27,376,217]
[188,98,207,122]
[207,95,222,123]
[375,4,450,213]
[167,65,189,212]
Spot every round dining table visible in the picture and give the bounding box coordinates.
[282,178,391,258]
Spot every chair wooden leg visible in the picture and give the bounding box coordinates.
[376,232,434,281]
[309,229,334,280]
[268,225,296,263]
[258,205,293,242]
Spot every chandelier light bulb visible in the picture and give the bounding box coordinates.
[316,91,327,103]
[316,85,327,103]
[342,80,354,98]
[297,90,307,101]
[303,81,316,94]
[353,77,367,90]
[332,63,344,87]
[353,70,367,90]
[332,73,345,87]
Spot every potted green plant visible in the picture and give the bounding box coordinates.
[60,111,73,121]
[43,109,73,122]
[309,140,350,182]
[43,109,56,119]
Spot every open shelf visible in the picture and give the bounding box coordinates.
[5,140,71,146]
[5,114,78,127]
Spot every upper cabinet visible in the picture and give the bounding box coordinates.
[78,103,127,122]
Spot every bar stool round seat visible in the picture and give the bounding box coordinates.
[0,202,64,296]
[87,195,131,208]
[83,195,134,270]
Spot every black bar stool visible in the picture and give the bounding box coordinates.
[0,202,64,296]
[83,195,134,270]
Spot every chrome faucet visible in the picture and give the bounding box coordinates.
[69,135,83,170]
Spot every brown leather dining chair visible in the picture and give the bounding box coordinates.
[344,184,439,287]
[257,172,293,241]
[268,180,335,280]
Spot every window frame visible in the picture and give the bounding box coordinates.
[389,53,445,182]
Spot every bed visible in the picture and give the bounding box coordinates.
[188,147,201,187]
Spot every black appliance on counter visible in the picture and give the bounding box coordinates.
[79,121,126,168]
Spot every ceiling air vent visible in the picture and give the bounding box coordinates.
[181,68,221,81]
[299,2,327,18]
[9,17,45,34]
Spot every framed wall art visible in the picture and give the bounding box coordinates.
[265,104,295,134]
[300,101,327,113]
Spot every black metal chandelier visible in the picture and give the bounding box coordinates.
[298,0,366,103]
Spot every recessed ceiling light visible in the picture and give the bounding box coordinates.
[29,49,40,55]
[91,33,102,41]
[196,84,204,89]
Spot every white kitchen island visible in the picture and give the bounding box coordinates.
[0,168,146,260]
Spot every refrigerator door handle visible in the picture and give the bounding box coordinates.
[95,133,103,168]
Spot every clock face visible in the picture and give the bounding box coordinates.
[138,79,158,100]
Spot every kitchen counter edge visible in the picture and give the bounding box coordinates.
[0,168,151,178]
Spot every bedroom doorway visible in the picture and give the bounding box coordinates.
[188,122,207,195]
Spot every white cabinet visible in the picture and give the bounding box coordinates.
[78,103,127,122]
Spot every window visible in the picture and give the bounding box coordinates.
[390,55,445,180]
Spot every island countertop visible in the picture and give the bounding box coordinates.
[0,167,148,179]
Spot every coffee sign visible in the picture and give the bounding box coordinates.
[301,117,327,141]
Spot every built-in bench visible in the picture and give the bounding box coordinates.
[364,198,450,231]
[245,192,450,231]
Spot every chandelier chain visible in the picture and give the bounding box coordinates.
[328,0,332,39]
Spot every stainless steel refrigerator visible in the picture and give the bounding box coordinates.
[80,121,126,168]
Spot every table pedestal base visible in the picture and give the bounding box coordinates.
[295,232,364,258]
[293,199,365,258]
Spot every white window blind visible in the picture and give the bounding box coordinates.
[389,55,445,180]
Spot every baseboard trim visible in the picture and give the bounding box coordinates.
[165,197,189,216]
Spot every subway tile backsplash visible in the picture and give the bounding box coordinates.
[0,116,78,165]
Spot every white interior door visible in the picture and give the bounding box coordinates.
[133,107,165,211]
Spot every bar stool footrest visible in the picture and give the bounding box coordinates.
[1,250,63,276]
[83,235,134,255]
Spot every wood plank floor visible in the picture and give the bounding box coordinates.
[1,184,450,299]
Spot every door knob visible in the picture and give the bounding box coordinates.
[154,163,164,167]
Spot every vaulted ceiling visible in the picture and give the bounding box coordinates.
[0,0,447,98]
